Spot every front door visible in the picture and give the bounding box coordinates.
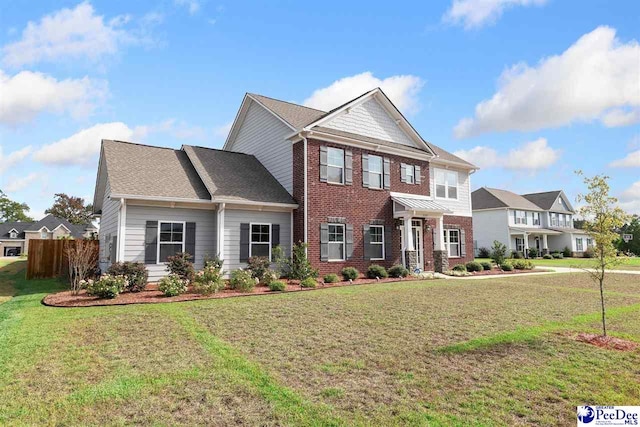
[401,219,424,271]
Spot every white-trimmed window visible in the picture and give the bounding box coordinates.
[327,147,345,184]
[370,225,385,260]
[551,213,558,227]
[250,223,271,258]
[444,229,460,258]
[515,237,525,253]
[40,230,48,239]
[9,230,17,239]
[514,210,527,225]
[158,221,185,262]
[435,169,458,199]
[368,155,383,189]
[587,238,594,247]
[532,212,541,226]
[406,164,415,184]
[328,224,345,261]
[576,238,584,252]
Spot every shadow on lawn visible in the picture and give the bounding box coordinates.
[0,260,66,304]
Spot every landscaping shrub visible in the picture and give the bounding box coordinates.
[107,261,148,292]
[388,264,409,278]
[480,261,493,271]
[268,280,286,291]
[465,261,483,272]
[341,267,359,280]
[528,248,539,259]
[261,269,279,286]
[83,275,126,299]
[511,251,524,259]
[452,264,467,272]
[511,259,534,270]
[166,252,195,282]
[323,273,339,283]
[543,254,554,259]
[158,273,188,297]
[193,264,225,295]
[247,256,271,281]
[367,264,388,279]
[490,240,508,265]
[563,246,572,258]
[584,247,595,258]
[500,262,514,271]
[273,243,318,280]
[477,247,491,258]
[552,252,564,259]
[300,277,317,288]
[229,269,256,292]
[204,255,223,269]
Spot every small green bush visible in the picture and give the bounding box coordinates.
[452,264,467,272]
[84,275,126,299]
[465,261,483,272]
[274,242,318,280]
[552,252,564,259]
[261,269,279,286]
[158,273,188,297]
[367,264,388,279]
[480,261,493,271]
[193,264,225,295]
[107,261,148,292]
[247,256,271,281]
[268,280,286,291]
[341,267,359,281]
[229,269,256,292]
[562,246,572,258]
[300,277,317,288]
[323,273,339,283]
[543,254,554,259]
[500,262,514,271]
[527,248,539,259]
[490,240,508,265]
[511,259,534,270]
[166,252,195,282]
[511,251,524,259]
[388,264,409,278]
[477,247,491,258]
[583,247,595,258]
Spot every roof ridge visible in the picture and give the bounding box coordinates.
[185,144,255,157]
[105,139,180,152]
[248,93,327,113]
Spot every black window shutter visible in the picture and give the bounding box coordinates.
[346,224,354,260]
[363,224,371,260]
[271,224,280,249]
[319,146,328,182]
[320,223,329,261]
[383,158,391,189]
[345,150,353,185]
[185,222,196,259]
[111,235,117,262]
[460,229,467,257]
[384,227,392,260]
[144,221,158,264]
[240,223,250,262]
[415,166,421,185]
[362,154,369,188]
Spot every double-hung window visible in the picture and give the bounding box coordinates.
[406,165,415,184]
[444,229,460,258]
[327,147,345,184]
[551,213,558,227]
[514,210,527,225]
[370,225,384,260]
[515,237,525,253]
[532,212,540,226]
[328,224,345,261]
[9,231,17,239]
[368,155,383,189]
[250,224,271,258]
[158,222,184,262]
[576,238,584,251]
[40,231,48,239]
[435,169,458,199]
[587,238,594,247]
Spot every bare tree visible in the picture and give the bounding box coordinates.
[66,240,99,295]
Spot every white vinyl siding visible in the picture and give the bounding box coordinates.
[98,180,120,272]
[472,209,511,252]
[430,167,472,217]
[229,100,294,193]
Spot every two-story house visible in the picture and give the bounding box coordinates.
[93,88,477,280]
[472,187,592,256]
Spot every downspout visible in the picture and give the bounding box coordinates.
[303,135,309,254]
[118,198,126,262]
[217,202,225,264]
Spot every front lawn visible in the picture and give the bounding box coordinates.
[477,256,640,271]
[1,259,639,425]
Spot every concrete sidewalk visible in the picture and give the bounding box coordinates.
[443,266,640,280]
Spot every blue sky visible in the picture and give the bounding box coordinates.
[0,0,638,219]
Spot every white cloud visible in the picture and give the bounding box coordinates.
[2,1,152,67]
[5,173,42,193]
[619,181,640,215]
[214,121,233,139]
[0,145,33,174]
[454,138,560,170]
[175,0,201,15]
[0,69,107,125]
[609,150,640,168]
[454,26,640,138]
[303,72,424,114]
[444,0,547,29]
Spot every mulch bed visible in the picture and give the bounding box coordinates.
[575,333,639,352]
[42,276,420,308]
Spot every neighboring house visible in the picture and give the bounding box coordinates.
[0,214,97,256]
[94,88,477,280]
[472,188,592,256]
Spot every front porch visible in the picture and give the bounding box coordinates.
[509,227,562,257]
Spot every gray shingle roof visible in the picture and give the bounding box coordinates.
[248,93,325,129]
[102,140,211,201]
[183,145,296,205]
[0,221,33,239]
[25,214,92,238]
[472,187,542,210]
[522,190,574,212]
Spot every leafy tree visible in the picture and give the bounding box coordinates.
[45,193,93,225]
[490,240,507,265]
[617,215,640,256]
[0,190,33,222]
[576,171,629,337]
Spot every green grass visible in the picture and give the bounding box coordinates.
[477,256,640,270]
[1,259,640,425]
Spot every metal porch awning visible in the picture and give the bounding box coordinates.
[392,194,452,216]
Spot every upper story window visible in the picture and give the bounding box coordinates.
[532,212,541,226]
[514,210,527,225]
[158,221,184,262]
[368,155,383,189]
[406,165,415,184]
[435,169,458,199]
[551,213,558,227]
[40,231,48,239]
[400,163,421,185]
[9,230,17,239]
[327,147,345,184]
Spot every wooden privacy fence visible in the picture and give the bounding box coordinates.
[26,240,99,280]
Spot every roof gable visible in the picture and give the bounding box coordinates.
[522,190,575,212]
[473,187,542,211]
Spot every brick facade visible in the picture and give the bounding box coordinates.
[293,138,474,276]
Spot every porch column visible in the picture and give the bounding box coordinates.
[542,234,549,255]
[523,233,529,257]
[433,216,448,273]
[403,215,417,271]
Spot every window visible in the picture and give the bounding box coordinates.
[406,164,415,184]
[532,212,541,226]
[587,238,594,247]
[370,225,385,260]
[328,224,345,261]
[514,210,527,225]
[515,237,525,253]
[576,238,584,251]
[9,231,17,239]
[444,229,460,258]
[250,224,271,258]
[551,213,558,227]
[158,221,184,262]
[368,155,383,189]
[40,231,48,239]
[435,169,458,199]
[327,147,344,184]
